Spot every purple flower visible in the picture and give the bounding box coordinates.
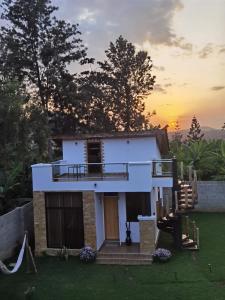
[79,246,96,263]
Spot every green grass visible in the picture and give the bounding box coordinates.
[1,213,225,300]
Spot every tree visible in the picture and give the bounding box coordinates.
[81,36,155,131]
[172,121,183,143]
[187,116,204,143]
[222,123,225,130]
[0,80,31,213]
[0,0,93,133]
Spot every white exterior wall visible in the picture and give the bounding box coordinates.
[103,137,160,163]
[95,193,105,250]
[32,163,154,192]
[63,140,86,163]
[62,137,160,164]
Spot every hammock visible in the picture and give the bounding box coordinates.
[0,234,26,275]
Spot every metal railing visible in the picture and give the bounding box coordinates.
[51,162,129,181]
[152,159,173,177]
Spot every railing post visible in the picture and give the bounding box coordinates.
[172,157,178,212]
[126,163,129,180]
[180,161,184,181]
[188,165,192,182]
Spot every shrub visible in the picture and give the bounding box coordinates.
[152,248,172,262]
[79,246,96,263]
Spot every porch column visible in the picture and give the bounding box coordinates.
[33,191,47,256]
[138,216,156,255]
[82,191,97,250]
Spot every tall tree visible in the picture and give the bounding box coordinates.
[0,0,93,133]
[187,116,204,143]
[81,36,155,131]
[172,120,183,143]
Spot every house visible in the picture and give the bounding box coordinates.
[31,128,176,264]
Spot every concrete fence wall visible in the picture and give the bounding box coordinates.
[0,202,34,260]
[195,181,225,212]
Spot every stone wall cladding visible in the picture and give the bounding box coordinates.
[82,191,97,250]
[33,192,47,255]
[139,220,156,254]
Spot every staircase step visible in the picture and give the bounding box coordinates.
[182,234,189,241]
[179,204,194,209]
[183,244,199,251]
[182,238,196,247]
[179,200,193,203]
[96,257,152,265]
[97,252,151,260]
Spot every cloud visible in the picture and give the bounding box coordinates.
[219,47,225,54]
[77,8,97,24]
[164,83,172,87]
[53,0,192,59]
[211,86,225,91]
[198,43,214,59]
[153,84,167,94]
[153,65,165,72]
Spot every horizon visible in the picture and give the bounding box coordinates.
[53,0,225,130]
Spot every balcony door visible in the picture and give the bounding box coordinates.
[87,141,102,174]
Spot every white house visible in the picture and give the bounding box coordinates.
[32,128,175,264]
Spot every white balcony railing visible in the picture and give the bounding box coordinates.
[31,159,173,192]
[51,162,129,181]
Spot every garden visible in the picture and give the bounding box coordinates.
[1,213,225,300]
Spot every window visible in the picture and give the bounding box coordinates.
[87,141,102,173]
[126,192,151,222]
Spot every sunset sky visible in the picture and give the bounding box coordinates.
[54,0,225,130]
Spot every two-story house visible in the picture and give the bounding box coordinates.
[32,128,175,264]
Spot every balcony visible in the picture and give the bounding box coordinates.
[52,162,129,181]
[31,159,173,192]
[152,160,173,177]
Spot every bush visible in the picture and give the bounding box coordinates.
[79,246,96,263]
[152,248,172,262]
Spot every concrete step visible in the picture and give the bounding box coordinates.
[96,257,152,265]
[97,252,151,260]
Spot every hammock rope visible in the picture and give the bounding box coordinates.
[0,234,26,275]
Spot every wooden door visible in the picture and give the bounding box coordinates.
[104,196,119,240]
[46,192,84,249]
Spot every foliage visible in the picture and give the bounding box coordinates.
[170,139,225,180]
[80,36,156,131]
[187,116,204,143]
[0,80,45,213]
[0,0,93,134]
[79,246,96,263]
[152,248,172,262]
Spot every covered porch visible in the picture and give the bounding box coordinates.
[95,192,158,264]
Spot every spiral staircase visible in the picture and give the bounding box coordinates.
[157,165,199,250]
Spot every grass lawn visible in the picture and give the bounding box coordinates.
[1,213,225,300]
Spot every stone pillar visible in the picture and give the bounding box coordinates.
[33,192,47,256]
[138,216,156,254]
[82,191,96,250]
